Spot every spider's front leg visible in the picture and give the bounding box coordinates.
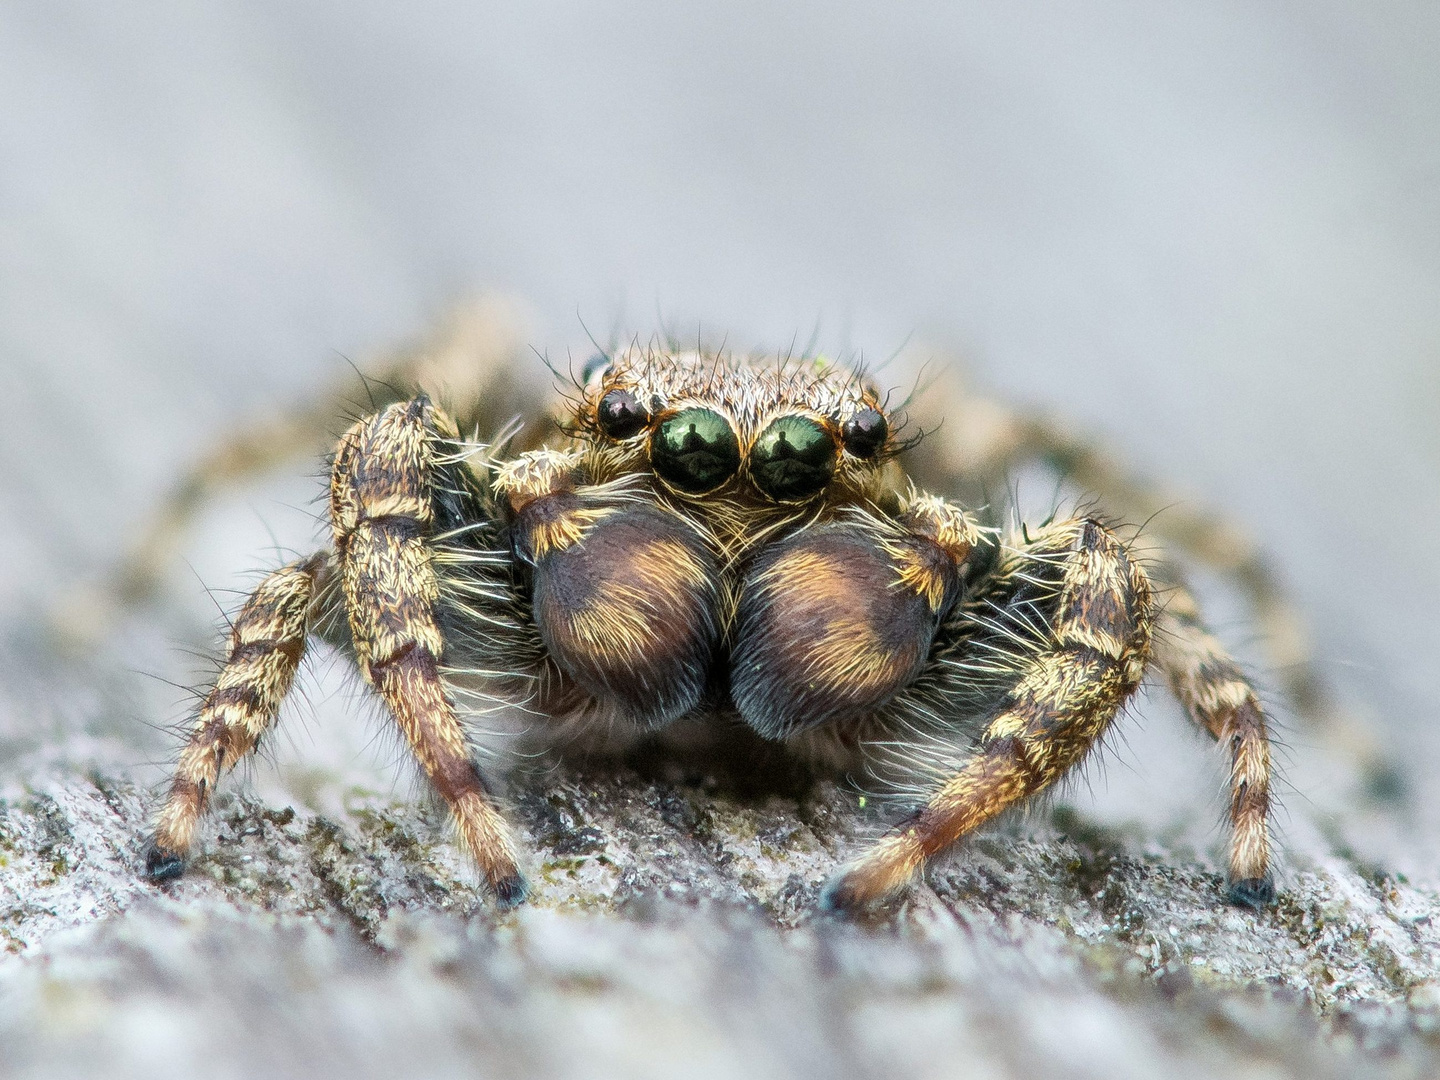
[330,398,526,902]
[820,515,1156,911]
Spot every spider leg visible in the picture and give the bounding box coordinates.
[1152,582,1274,905]
[331,397,524,902]
[821,516,1155,911]
[144,553,328,878]
[910,373,1390,796]
[114,407,345,609]
[69,297,544,630]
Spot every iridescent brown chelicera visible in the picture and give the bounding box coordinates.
[145,344,1276,911]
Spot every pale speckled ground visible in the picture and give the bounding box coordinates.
[4,757,1440,1079]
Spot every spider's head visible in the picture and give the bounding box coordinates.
[571,349,898,507]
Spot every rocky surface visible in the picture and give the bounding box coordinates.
[3,757,1440,1079]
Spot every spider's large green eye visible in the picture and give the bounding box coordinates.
[650,408,741,493]
[750,414,837,501]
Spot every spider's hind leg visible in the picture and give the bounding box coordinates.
[63,297,544,639]
[145,553,330,878]
[1151,578,1275,906]
[822,516,1155,911]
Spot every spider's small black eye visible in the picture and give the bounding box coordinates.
[651,408,741,493]
[841,408,888,459]
[751,414,837,501]
[596,388,650,440]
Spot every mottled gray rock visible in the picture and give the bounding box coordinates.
[3,761,1440,1080]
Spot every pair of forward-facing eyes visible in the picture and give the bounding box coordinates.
[591,387,888,501]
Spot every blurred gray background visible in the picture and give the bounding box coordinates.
[1,2,1437,879]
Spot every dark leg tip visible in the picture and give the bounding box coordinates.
[492,873,529,910]
[143,841,186,883]
[1226,875,1276,909]
[1364,763,1407,805]
[816,874,868,916]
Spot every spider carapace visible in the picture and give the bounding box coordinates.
[144,346,1276,910]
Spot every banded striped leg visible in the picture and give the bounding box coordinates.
[917,380,1314,714]
[331,397,524,903]
[821,518,1155,910]
[1152,588,1274,906]
[944,395,1387,796]
[57,296,542,651]
[144,555,325,879]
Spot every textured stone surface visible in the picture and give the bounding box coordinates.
[3,760,1440,1079]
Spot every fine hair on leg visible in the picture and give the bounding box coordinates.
[145,553,328,878]
[330,396,524,901]
[823,516,1155,909]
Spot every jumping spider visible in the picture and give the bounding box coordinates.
[141,312,1281,910]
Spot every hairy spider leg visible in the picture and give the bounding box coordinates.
[145,554,325,878]
[80,297,545,621]
[821,517,1155,910]
[1153,589,1274,905]
[331,398,525,903]
[117,408,343,609]
[916,377,1388,796]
